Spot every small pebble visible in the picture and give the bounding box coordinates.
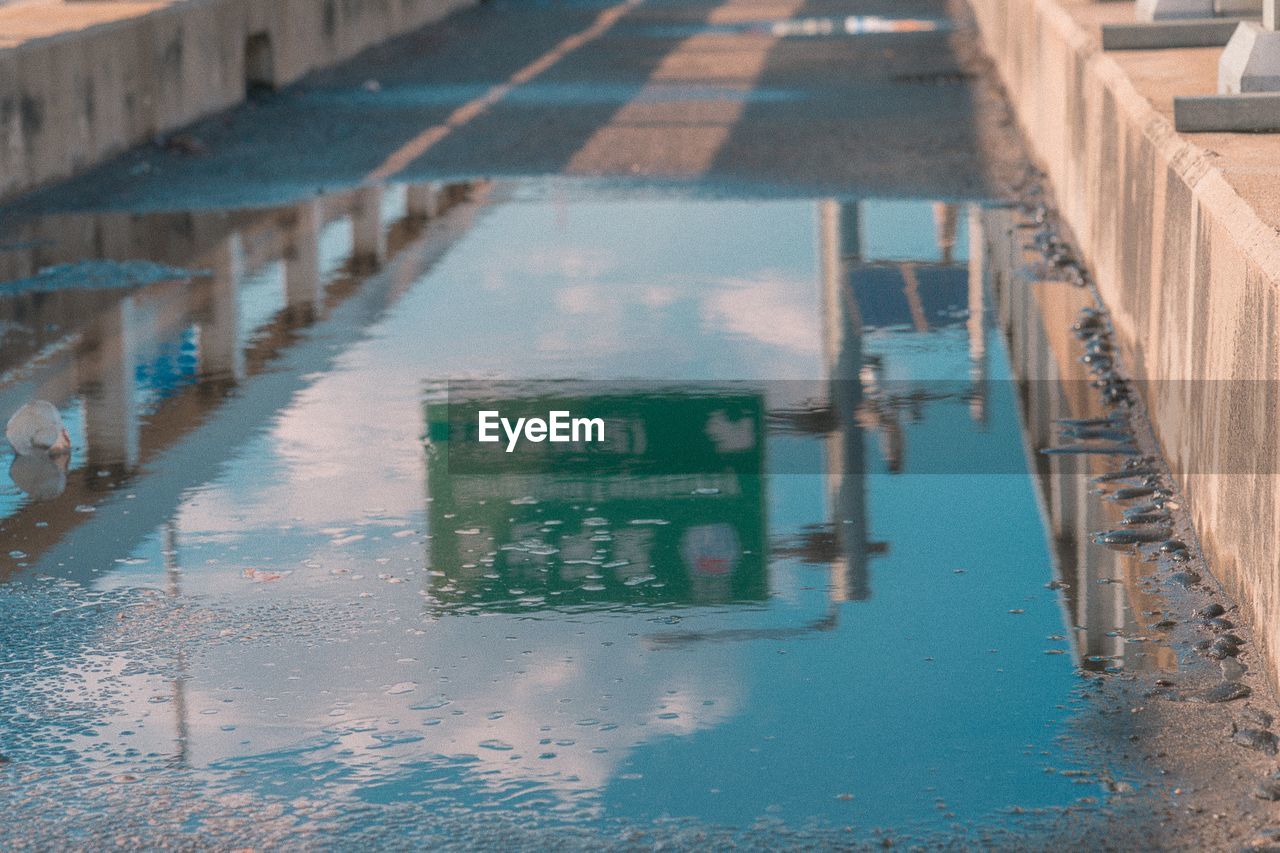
[1243,708,1275,728]
[1093,528,1170,546]
[1221,659,1247,681]
[1207,638,1240,660]
[1255,774,1280,802]
[1232,727,1279,755]
[1109,486,1157,501]
[1187,682,1251,704]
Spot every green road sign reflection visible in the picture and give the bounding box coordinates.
[424,385,767,610]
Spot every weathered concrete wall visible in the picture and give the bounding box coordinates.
[968,0,1280,687]
[0,0,472,202]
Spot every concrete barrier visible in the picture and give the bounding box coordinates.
[0,0,473,202]
[968,0,1280,689]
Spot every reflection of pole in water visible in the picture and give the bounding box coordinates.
[78,297,140,472]
[352,184,388,272]
[967,204,988,425]
[200,233,246,383]
[820,200,870,602]
[163,520,191,768]
[284,198,323,318]
[405,183,441,220]
[934,201,958,266]
[900,262,929,333]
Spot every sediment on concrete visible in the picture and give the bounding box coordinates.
[0,0,472,202]
[967,0,1280,689]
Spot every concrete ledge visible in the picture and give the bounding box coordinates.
[0,0,474,202]
[1175,91,1280,130]
[968,0,1280,689]
[1101,18,1247,49]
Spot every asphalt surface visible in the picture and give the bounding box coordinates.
[3,0,1027,215]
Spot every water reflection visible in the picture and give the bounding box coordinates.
[0,181,478,581]
[425,384,768,608]
[0,185,1168,836]
[983,206,1176,678]
[9,451,67,500]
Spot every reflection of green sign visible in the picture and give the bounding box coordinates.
[424,388,767,610]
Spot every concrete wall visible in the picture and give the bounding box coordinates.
[968,0,1280,687]
[0,0,472,202]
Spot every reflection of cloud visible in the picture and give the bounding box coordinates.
[179,364,423,533]
[535,279,677,360]
[641,285,679,308]
[112,600,747,814]
[701,273,821,354]
[555,283,602,316]
[420,642,740,806]
[525,247,617,279]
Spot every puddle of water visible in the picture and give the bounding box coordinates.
[0,182,1166,842]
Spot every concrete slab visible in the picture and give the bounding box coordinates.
[1136,0,1215,21]
[1217,0,1263,13]
[1219,20,1280,91]
[1101,17,1247,48]
[1175,90,1280,128]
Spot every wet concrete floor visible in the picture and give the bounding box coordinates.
[1,0,1279,849]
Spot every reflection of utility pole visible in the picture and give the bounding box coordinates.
[934,202,958,266]
[820,200,881,602]
[352,185,388,272]
[405,183,441,221]
[900,262,929,333]
[201,233,245,383]
[78,297,140,472]
[967,204,988,425]
[284,199,323,319]
[164,520,191,768]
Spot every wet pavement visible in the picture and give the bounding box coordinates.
[1,0,1279,850]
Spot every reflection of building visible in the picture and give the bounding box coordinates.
[0,180,481,582]
[984,206,1174,675]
